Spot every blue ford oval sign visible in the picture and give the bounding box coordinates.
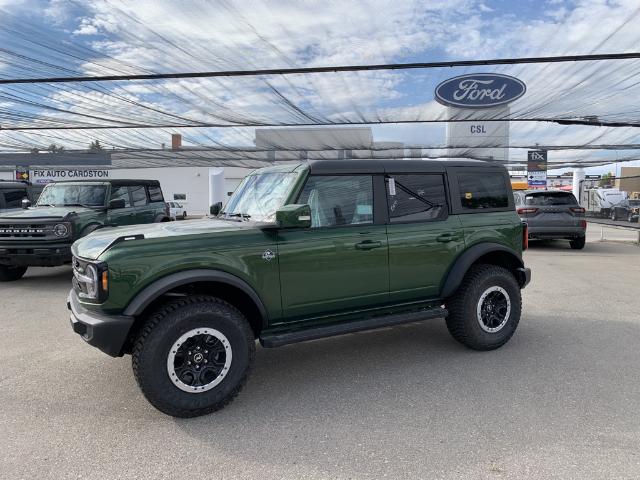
[435,73,526,108]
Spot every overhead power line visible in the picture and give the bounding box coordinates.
[1,52,640,85]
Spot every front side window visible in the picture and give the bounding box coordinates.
[37,183,107,207]
[110,186,131,207]
[458,173,509,210]
[297,175,373,228]
[222,172,298,222]
[130,185,148,206]
[386,174,446,222]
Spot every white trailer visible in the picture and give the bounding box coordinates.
[581,187,627,217]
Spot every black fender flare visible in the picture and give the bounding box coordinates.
[440,243,525,298]
[122,269,269,329]
[80,222,103,237]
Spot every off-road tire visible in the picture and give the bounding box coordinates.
[0,265,28,282]
[570,236,586,250]
[445,265,521,351]
[132,295,255,418]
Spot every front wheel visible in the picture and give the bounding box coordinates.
[445,265,521,351]
[132,295,255,418]
[0,265,28,282]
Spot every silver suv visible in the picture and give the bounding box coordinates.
[514,190,586,249]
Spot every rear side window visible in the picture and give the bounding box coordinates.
[525,192,577,206]
[130,185,148,206]
[148,185,164,202]
[458,173,509,210]
[110,186,131,207]
[386,174,446,222]
[1,188,28,208]
[298,175,373,227]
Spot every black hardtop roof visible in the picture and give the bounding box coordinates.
[307,159,505,175]
[48,179,161,187]
[0,180,29,188]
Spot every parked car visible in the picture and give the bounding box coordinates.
[610,198,640,223]
[514,190,586,249]
[69,159,531,418]
[167,201,187,220]
[0,179,170,281]
[0,180,32,212]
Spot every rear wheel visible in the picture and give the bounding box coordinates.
[570,236,586,250]
[0,265,28,282]
[445,265,521,351]
[132,295,255,418]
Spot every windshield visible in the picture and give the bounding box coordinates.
[221,172,298,222]
[36,183,107,207]
[525,192,577,206]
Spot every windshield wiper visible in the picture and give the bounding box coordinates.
[63,203,100,209]
[225,213,252,219]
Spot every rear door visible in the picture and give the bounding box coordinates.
[522,191,582,229]
[386,173,465,302]
[129,184,154,224]
[277,174,389,320]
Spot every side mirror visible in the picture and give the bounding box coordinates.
[275,204,312,229]
[210,202,223,216]
[108,198,126,209]
[21,198,31,209]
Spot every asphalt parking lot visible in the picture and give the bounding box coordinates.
[2,228,640,479]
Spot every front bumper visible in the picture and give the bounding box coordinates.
[68,289,134,357]
[527,225,585,240]
[0,243,72,267]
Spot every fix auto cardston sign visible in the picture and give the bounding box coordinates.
[435,73,526,108]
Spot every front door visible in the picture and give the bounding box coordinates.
[277,174,389,320]
[385,173,465,302]
[106,185,136,226]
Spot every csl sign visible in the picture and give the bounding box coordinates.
[435,73,526,108]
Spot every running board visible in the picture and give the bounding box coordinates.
[260,307,448,348]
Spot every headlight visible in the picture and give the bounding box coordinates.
[73,259,108,301]
[53,223,69,237]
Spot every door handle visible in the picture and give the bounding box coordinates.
[355,240,383,250]
[436,233,460,243]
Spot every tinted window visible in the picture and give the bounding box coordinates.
[458,173,509,209]
[174,193,186,201]
[386,174,446,222]
[1,188,28,208]
[525,192,577,206]
[148,185,164,202]
[110,186,131,207]
[298,175,373,227]
[37,184,107,207]
[130,185,148,206]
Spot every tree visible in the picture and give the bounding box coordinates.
[599,173,613,187]
[89,140,103,151]
[48,144,65,154]
[29,147,40,154]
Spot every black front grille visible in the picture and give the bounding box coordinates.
[0,224,49,238]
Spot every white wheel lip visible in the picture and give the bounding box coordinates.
[476,286,511,333]
[166,327,233,394]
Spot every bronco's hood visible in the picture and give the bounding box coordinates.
[0,205,94,220]
[74,217,259,260]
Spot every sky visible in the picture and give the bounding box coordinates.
[1,0,640,174]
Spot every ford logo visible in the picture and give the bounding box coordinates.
[435,73,526,108]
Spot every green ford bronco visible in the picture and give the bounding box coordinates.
[68,160,531,417]
[0,179,170,281]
